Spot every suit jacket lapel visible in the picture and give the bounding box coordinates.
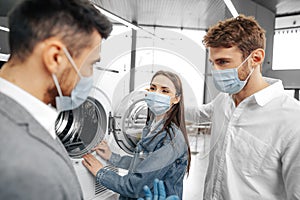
[0,92,74,171]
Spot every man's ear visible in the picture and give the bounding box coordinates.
[252,48,265,66]
[42,38,67,74]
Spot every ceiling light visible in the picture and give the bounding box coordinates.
[93,5,140,30]
[0,53,9,61]
[0,26,9,32]
[223,0,239,17]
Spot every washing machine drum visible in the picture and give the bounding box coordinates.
[55,97,107,158]
[112,90,148,155]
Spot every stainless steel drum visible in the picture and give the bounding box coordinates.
[55,96,107,158]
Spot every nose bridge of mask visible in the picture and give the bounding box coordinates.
[153,92,171,103]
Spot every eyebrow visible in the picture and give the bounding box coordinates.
[150,83,170,89]
[215,57,231,62]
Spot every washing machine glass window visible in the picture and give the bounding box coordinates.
[112,91,148,155]
[55,96,107,158]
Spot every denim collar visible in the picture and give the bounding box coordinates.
[137,119,173,152]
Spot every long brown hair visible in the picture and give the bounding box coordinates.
[146,70,191,174]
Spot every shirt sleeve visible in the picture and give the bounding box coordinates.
[185,100,214,123]
[97,126,187,198]
[108,152,133,170]
[96,164,171,199]
[281,129,300,200]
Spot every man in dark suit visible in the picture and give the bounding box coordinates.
[0,0,112,199]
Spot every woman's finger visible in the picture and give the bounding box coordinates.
[93,142,107,151]
[82,159,91,170]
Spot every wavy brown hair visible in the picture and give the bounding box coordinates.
[146,70,191,175]
[203,14,266,59]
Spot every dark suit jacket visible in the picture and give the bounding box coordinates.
[0,92,83,200]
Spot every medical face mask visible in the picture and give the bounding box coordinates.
[144,92,171,116]
[211,54,254,94]
[52,48,93,112]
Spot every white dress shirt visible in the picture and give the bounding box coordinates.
[0,77,58,139]
[187,77,300,200]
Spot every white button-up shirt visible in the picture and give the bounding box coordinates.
[187,78,300,200]
[0,77,58,139]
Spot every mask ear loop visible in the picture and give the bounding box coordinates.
[245,67,255,82]
[237,53,253,70]
[62,47,83,79]
[52,48,84,98]
[236,53,255,82]
[52,74,63,97]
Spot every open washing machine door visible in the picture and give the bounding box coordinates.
[55,96,107,158]
[109,90,148,155]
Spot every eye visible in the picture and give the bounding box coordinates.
[149,86,156,91]
[161,89,170,93]
[216,59,229,66]
[213,59,231,70]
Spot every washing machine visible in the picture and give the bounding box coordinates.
[55,86,148,200]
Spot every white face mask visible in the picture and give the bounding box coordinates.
[53,48,93,112]
[144,91,171,116]
[211,53,254,94]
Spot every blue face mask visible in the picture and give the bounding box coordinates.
[53,48,93,112]
[212,54,254,94]
[144,92,171,116]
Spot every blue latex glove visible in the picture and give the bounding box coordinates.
[138,179,180,200]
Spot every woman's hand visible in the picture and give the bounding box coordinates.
[92,140,112,161]
[82,153,103,176]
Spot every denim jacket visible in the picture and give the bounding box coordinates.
[96,120,188,200]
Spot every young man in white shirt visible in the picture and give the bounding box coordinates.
[199,14,300,200]
[140,14,300,200]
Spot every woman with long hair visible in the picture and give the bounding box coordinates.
[82,70,191,200]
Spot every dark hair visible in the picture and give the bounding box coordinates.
[203,14,266,59]
[147,70,191,174]
[8,0,112,61]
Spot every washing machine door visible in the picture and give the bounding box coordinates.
[55,96,107,159]
[111,90,148,155]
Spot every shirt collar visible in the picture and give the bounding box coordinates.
[0,78,58,139]
[253,77,285,106]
